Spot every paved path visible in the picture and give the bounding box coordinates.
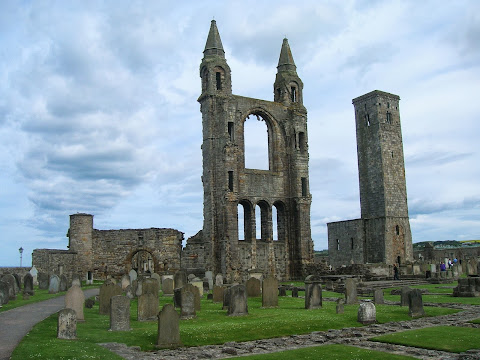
[0,288,99,360]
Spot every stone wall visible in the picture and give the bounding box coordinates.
[328,219,364,268]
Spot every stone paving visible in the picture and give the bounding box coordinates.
[100,302,480,360]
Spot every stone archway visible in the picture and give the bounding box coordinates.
[130,249,155,276]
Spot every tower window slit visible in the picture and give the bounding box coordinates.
[216,72,222,90]
[301,177,307,197]
[228,122,234,141]
[228,171,234,191]
[336,239,340,251]
[299,132,306,153]
[291,87,297,102]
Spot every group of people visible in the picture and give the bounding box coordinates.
[440,257,458,271]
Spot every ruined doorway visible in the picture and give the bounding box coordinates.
[131,250,154,275]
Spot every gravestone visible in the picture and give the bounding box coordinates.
[173,288,182,308]
[336,298,344,314]
[188,274,196,282]
[228,284,248,316]
[129,269,137,283]
[373,289,384,304]
[215,273,223,286]
[38,272,49,290]
[174,270,187,290]
[71,274,81,287]
[110,295,131,331]
[0,281,10,305]
[278,286,287,297]
[453,277,480,297]
[23,273,35,296]
[138,293,159,321]
[400,286,411,307]
[49,275,60,294]
[12,274,21,292]
[357,300,376,324]
[213,285,224,303]
[345,278,357,304]
[85,298,95,308]
[292,287,299,298]
[305,282,322,309]
[30,266,39,285]
[262,276,278,307]
[135,280,143,297]
[141,278,160,296]
[205,271,214,290]
[223,286,231,310]
[121,274,131,290]
[191,277,204,297]
[57,308,76,339]
[59,274,68,292]
[246,277,261,297]
[207,293,213,300]
[2,274,17,299]
[326,281,334,291]
[125,285,135,299]
[65,285,85,321]
[151,273,161,287]
[408,289,425,318]
[183,283,201,311]
[180,289,196,319]
[99,280,123,315]
[156,304,181,348]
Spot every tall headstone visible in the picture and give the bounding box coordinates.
[246,277,261,297]
[305,282,322,310]
[408,289,425,318]
[125,285,135,299]
[183,283,201,311]
[357,300,376,324]
[262,276,278,308]
[336,298,344,314]
[156,304,181,348]
[400,286,411,307]
[223,286,231,310]
[345,278,357,304]
[57,308,77,340]
[65,285,85,321]
[162,278,174,296]
[213,285,224,303]
[174,270,187,290]
[110,295,131,331]
[99,280,123,315]
[38,272,49,290]
[30,266,39,285]
[180,289,196,319]
[2,274,17,299]
[215,273,223,286]
[0,281,10,305]
[59,274,69,292]
[151,273,161,287]
[138,293,159,321]
[49,275,60,294]
[141,278,160,296]
[129,269,137,283]
[191,277,204,297]
[204,271,213,290]
[12,274,21,292]
[373,289,384,304]
[228,284,248,316]
[24,273,35,296]
[121,274,131,290]
[173,288,182,308]
[71,274,81,287]
[292,287,299,297]
[278,286,287,296]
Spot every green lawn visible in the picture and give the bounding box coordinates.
[231,344,417,360]
[372,326,480,353]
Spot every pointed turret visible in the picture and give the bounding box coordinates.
[199,20,232,99]
[274,38,303,106]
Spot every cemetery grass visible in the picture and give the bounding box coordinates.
[230,344,417,360]
[371,326,480,353]
[12,295,458,358]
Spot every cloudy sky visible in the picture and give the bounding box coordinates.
[1,1,479,267]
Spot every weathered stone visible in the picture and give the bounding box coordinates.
[121,274,131,290]
[12,274,21,293]
[373,289,384,304]
[213,285,224,303]
[228,284,248,316]
[99,280,123,315]
[30,266,39,285]
[223,286,231,310]
[345,278,357,305]
[156,304,181,348]
[190,277,204,297]
[408,289,425,318]
[151,273,161,287]
[305,282,322,310]
[262,276,278,307]
[278,286,287,297]
[2,274,17,299]
[85,298,95,308]
[138,293,159,321]
[65,285,85,321]
[22,273,34,296]
[291,287,299,297]
[174,270,187,290]
[207,293,213,300]
[110,295,131,331]
[454,278,480,297]
[205,271,213,290]
[215,274,223,286]
[141,278,159,296]
[336,298,344,314]
[49,275,60,294]
[357,300,376,324]
[180,289,196,319]
[0,281,10,305]
[400,286,411,307]
[38,272,49,290]
[183,283,201,311]
[246,277,261,297]
[57,308,77,339]
[173,288,182,308]
[129,269,137,283]
[124,285,135,299]
[71,274,81,287]
[59,274,68,292]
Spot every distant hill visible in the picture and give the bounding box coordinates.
[413,240,480,250]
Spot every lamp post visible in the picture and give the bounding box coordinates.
[19,247,23,267]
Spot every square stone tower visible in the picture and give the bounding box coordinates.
[196,21,314,281]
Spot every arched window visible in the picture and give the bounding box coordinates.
[395,225,400,236]
[256,201,271,241]
[273,201,286,242]
[238,201,254,241]
[244,113,269,170]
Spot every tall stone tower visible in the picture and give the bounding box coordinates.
[353,90,413,265]
[197,20,313,281]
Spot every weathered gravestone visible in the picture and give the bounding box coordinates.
[373,289,384,304]
[278,286,287,297]
[99,280,123,315]
[151,273,161,287]
[129,269,137,283]
[173,288,182,308]
[2,274,17,299]
[183,283,201,311]
[190,277,204,297]
[180,289,196,319]
[0,281,10,305]
[408,289,425,318]
[85,298,95,309]
[138,293,159,321]
[305,282,322,309]
[59,274,68,292]
[65,285,85,321]
[400,286,411,307]
[23,273,35,295]
[326,281,334,291]
[30,266,39,285]
[246,277,261,297]
[223,286,231,310]
[228,284,248,316]
[110,295,131,331]
[156,304,181,348]
[38,272,49,290]
[49,275,60,294]
[453,277,480,297]
[262,276,278,308]
[174,270,187,290]
[125,285,135,299]
[187,274,196,282]
[215,273,223,286]
[213,285,224,303]
[57,308,76,340]
[71,274,81,287]
[12,274,21,293]
[141,278,160,296]
[292,287,299,298]
[207,293,213,300]
[205,271,214,290]
[336,298,344,314]
[121,274,131,290]
[345,278,357,304]
[357,300,376,324]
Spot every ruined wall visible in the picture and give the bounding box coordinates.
[327,219,365,268]
[31,249,78,277]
